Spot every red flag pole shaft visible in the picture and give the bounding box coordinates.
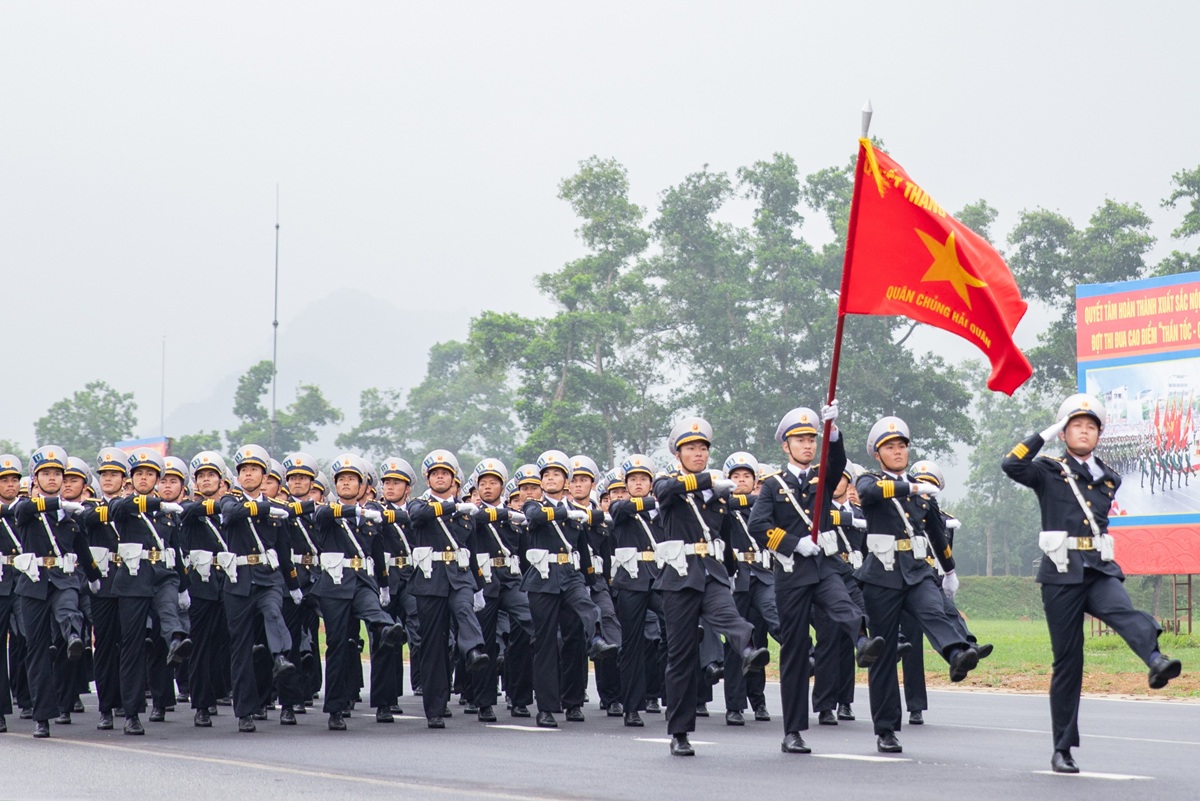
[810,142,868,541]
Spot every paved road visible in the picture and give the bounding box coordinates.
[2,682,1197,801]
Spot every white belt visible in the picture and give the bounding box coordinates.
[189,550,215,582]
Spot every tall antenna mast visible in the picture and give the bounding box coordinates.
[271,185,280,452]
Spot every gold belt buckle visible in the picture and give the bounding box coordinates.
[640,551,656,561]
[148,548,161,563]
[42,557,56,568]
[1076,536,1094,550]
[4,555,13,565]
[492,557,507,568]
[246,554,262,565]
[694,543,708,557]
[896,539,913,552]
[349,557,364,569]
[393,557,408,567]
[556,553,571,564]
[302,554,316,566]
[838,552,850,562]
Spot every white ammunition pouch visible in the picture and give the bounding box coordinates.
[526,548,551,580]
[612,547,640,580]
[412,546,435,579]
[1096,533,1115,562]
[476,552,493,584]
[849,550,864,570]
[655,540,689,577]
[456,548,471,571]
[817,530,839,557]
[189,550,214,583]
[320,553,347,585]
[118,543,145,577]
[1039,530,1069,573]
[912,536,929,561]
[58,552,78,574]
[216,551,239,583]
[90,547,112,578]
[867,534,897,571]
[14,553,40,582]
[505,554,521,576]
[774,550,795,574]
[264,548,280,570]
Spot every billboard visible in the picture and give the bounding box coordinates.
[1077,272,1200,574]
[113,436,171,457]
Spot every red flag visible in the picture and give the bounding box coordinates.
[1154,401,1162,448]
[838,140,1033,394]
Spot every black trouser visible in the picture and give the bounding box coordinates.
[0,594,13,716]
[279,593,310,709]
[591,585,621,707]
[91,594,122,714]
[21,587,83,722]
[863,577,969,736]
[118,581,183,717]
[224,585,290,719]
[813,571,864,713]
[187,597,223,710]
[528,574,600,714]
[725,580,780,713]
[1042,573,1160,752]
[415,587,484,720]
[471,582,533,709]
[662,578,753,736]
[617,587,662,713]
[9,599,30,711]
[898,612,926,713]
[319,584,393,715]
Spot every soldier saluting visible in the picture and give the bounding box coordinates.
[1002,393,1182,774]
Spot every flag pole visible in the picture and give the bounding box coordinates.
[810,101,872,541]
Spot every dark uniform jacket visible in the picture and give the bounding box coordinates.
[469,503,523,598]
[179,496,228,601]
[406,493,481,596]
[373,499,414,595]
[282,498,321,593]
[519,497,596,595]
[14,496,100,599]
[1001,433,1124,586]
[608,496,663,592]
[80,496,122,598]
[854,469,954,589]
[217,491,299,597]
[110,494,187,596]
[727,493,774,590]
[652,469,737,592]
[0,501,21,598]
[310,502,387,599]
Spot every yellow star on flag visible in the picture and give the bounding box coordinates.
[916,229,987,308]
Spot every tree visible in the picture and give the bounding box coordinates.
[0,439,24,458]
[1153,165,1200,277]
[225,360,342,455]
[1007,200,1155,394]
[172,431,223,461]
[35,381,137,461]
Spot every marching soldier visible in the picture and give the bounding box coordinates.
[855,416,979,754]
[654,418,769,756]
[747,405,883,754]
[273,452,321,724]
[370,457,417,719]
[309,454,405,730]
[109,449,191,734]
[406,450,490,727]
[179,451,232,727]
[14,446,102,738]
[465,458,535,722]
[220,444,302,733]
[721,451,779,726]
[609,454,662,728]
[0,454,23,733]
[1002,394,1182,774]
[811,462,867,725]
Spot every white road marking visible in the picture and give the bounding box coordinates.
[485,724,560,732]
[939,722,1200,747]
[634,737,716,745]
[1033,771,1153,781]
[814,753,911,763]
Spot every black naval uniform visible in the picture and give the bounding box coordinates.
[578,501,622,712]
[0,501,23,725]
[811,497,867,718]
[311,501,398,719]
[280,498,321,716]
[652,469,756,739]
[370,500,415,714]
[14,496,101,726]
[855,469,970,740]
[609,494,664,717]
[520,496,603,717]
[1002,433,1164,755]
[467,502,534,716]
[109,494,189,721]
[406,492,487,722]
[747,440,869,742]
[79,496,124,721]
[218,491,300,723]
[179,495,231,719]
[724,492,780,719]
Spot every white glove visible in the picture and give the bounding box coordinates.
[795,537,822,557]
[289,588,303,605]
[359,508,383,524]
[380,587,391,607]
[60,501,85,514]
[852,516,867,530]
[942,569,960,601]
[509,512,527,525]
[88,579,101,594]
[945,518,961,530]
[1039,416,1069,442]
[178,590,191,610]
[472,589,486,612]
[603,513,613,524]
[712,478,736,494]
[566,509,589,522]
[821,399,839,423]
[911,482,940,496]
[268,506,291,519]
[456,503,478,516]
[161,502,184,514]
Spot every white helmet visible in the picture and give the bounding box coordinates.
[422,449,461,478]
[723,451,760,477]
[1058,393,1105,430]
[866,416,910,456]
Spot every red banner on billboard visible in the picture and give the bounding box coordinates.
[1077,282,1200,360]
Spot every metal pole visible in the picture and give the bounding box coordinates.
[160,335,166,436]
[271,185,280,451]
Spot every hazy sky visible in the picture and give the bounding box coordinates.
[3,2,1197,455]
